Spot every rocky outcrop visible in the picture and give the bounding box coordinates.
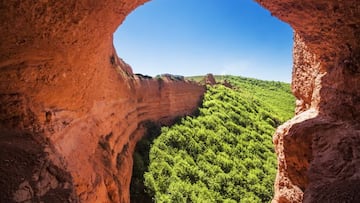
[255,1,360,202]
[205,73,217,85]
[0,0,359,202]
[0,1,204,202]
[0,57,204,202]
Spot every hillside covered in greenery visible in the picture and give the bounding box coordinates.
[131,76,295,203]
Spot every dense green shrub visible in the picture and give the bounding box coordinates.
[138,76,294,202]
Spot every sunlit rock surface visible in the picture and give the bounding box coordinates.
[256,1,360,202]
[0,1,204,202]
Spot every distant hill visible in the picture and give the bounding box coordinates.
[131,75,295,203]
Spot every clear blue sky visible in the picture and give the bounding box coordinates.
[114,0,293,82]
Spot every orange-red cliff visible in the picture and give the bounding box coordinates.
[0,1,204,202]
[255,1,360,202]
[0,54,204,202]
[0,0,359,203]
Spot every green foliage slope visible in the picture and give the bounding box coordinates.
[143,76,295,202]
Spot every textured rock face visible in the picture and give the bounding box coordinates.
[0,0,359,202]
[255,1,360,202]
[0,1,204,202]
[0,56,204,202]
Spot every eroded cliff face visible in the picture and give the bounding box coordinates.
[0,1,205,202]
[0,56,204,202]
[0,0,359,202]
[255,1,360,202]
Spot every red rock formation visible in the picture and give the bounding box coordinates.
[0,1,204,202]
[0,58,204,203]
[205,73,217,85]
[255,1,360,202]
[0,0,359,202]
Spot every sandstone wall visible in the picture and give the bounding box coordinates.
[255,1,360,202]
[0,1,205,202]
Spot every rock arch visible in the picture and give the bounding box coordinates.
[0,0,359,202]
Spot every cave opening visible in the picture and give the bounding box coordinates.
[113,0,294,202]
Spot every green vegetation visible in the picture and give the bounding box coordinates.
[132,76,295,203]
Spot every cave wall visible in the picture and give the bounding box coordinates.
[0,1,205,202]
[255,1,360,202]
[0,0,359,202]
